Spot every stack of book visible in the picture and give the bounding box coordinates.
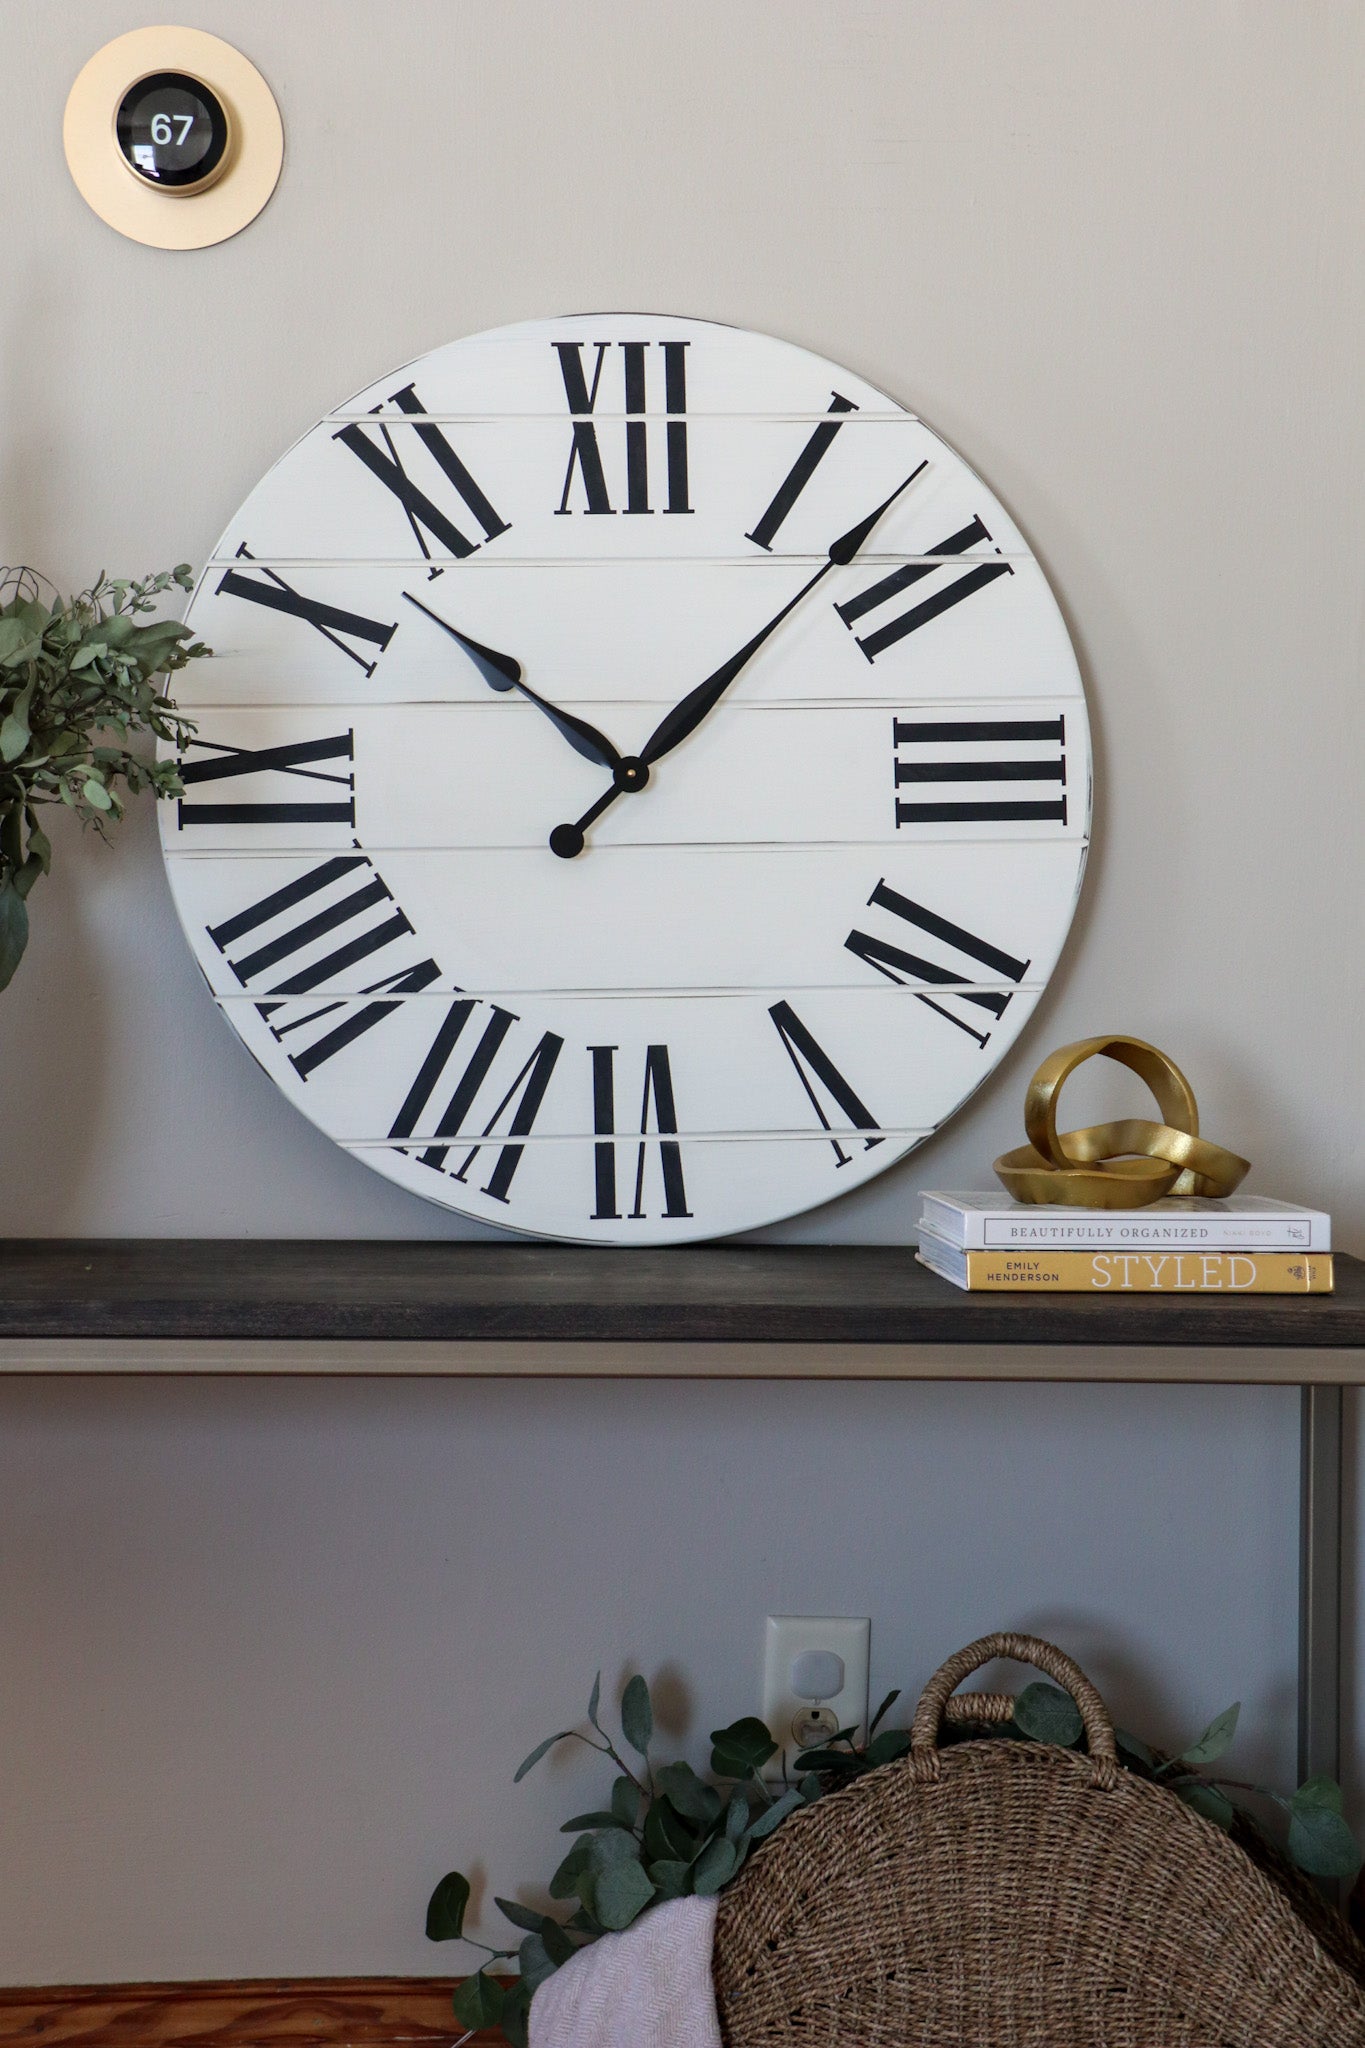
[916,1192,1333,1292]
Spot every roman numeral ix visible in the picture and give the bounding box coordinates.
[589,1043,692,1220]
[177,731,356,829]
[769,1000,882,1168]
[388,1000,564,1206]
[554,340,691,516]
[892,716,1067,827]
[845,880,1030,1048]
[206,855,441,1079]
[836,515,1011,660]
[334,382,510,569]
[745,392,859,550]
[216,545,398,676]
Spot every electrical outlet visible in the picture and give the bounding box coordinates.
[761,1615,870,1780]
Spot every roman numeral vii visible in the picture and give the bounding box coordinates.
[388,1000,564,1206]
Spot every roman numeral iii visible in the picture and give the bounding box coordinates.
[216,545,398,676]
[845,880,1030,1048]
[891,717,1068,827]
[388,999,564,1206]
[206,855,441,1078]
[836,515,1011,659]
[588,1043,692,1220]
[177,731,356,829]
[334,382,510,565]
[554,340,691,516]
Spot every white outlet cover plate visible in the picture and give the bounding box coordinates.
[762,1615,870,1781]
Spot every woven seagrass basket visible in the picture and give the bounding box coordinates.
[713,1632,1365,2048]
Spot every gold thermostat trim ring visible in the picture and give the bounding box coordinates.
[64,27,282,249]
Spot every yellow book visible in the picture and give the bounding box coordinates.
[916,1237,1334,1293]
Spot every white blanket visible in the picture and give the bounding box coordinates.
[528,1895,722,2048]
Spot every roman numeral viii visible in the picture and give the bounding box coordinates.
[216,545,397,677]
[845,880,1030,1048]
[554,340,691,516]
[177,731,356,829]
[892,717,1067,827]
[836,515,1011,660]
[388,1000,564,1206]
[589,1044,692,1220]
[334,382,509,568]
[206,855,441,1079]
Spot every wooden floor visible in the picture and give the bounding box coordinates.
[0,1979,493,2048]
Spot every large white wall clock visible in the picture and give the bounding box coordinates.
[161,314,1091,1244]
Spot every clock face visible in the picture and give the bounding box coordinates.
[161,314,1090,1244]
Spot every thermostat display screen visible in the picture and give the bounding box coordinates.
[115,71,228,189]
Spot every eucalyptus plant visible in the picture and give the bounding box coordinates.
[0,565,206,988]
[426,1670,1360,2045]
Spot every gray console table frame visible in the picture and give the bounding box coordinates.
[2,1240,1360,1789]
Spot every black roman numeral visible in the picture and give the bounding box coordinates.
[588,1044,692,1220]
[177,732,356,829]
[388,999,564,1205]
[745,393,859,550]
[768,1001,882,1168]
[216,546,397,676]
[554,341,691,516]
[334,382,510,568]
[845,879,1030,1048]
[891,716,1067,827]
[835,515,1012,660]
[205,855,441,1078]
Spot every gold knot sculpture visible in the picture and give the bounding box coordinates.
[994,1035,1251,1207]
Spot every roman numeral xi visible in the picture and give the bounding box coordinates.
[335,382,509,570]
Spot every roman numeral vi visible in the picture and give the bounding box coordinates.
[589,1043,692,1219]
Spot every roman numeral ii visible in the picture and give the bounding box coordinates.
[836,515,1011,660]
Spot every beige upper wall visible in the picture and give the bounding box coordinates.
[2,0,1360,1245]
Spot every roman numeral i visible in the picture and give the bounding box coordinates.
[892,716,1068,827]
[554,340,691,516]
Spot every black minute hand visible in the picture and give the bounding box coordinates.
[402,593,621,771]
[639,459,928,768]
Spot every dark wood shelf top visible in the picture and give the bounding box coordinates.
[0,1239,1359,1349]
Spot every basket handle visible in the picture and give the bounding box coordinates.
[911,1632,1119,1789]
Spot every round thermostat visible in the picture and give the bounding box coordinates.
[64,27,282,249]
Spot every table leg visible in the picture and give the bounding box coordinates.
[1298,1383,1343,1787]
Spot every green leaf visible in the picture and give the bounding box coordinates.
[594,1858,655,1931]
[654,1762,722,1828]
[496,1896,552,1935]
[1012,1683,1084,1748]
[0,679,35,763]
[1115,1727,1155,1770]
[548,1838,592,1900]
[1292,1773,1346,1816]
[646,1859,693,1900]
[69,642,106,671]
[710,1717,778,1776]
[452,1972,504,2030]
[425,1870,471,1942]
[587,1671,603,1732]
[749,1788,803,1840]
[1288,1802,1363,1879]
[515,1730,572,1782]
[24,817,51,875]
[540,1918,577,1967]
[868,1688,901,1737]
[643,1795,698,1864]
[0,617,42,666]
[498,1982,531,2048]
[0,877,31,990]
[82,778,113,811]
[621,1675,653,1756]
[724,1790,750,1841]
[518,1931,558,1995]
[788,1748,859,1775]
[1177,1702,1240,1768]
[863,1729,912,1768]
[586,1827,641,1873]
[559,1811,620,1834]
[1174,1780,1235,1829]
[610,1775,642,1829]
[692,1837,739,1895]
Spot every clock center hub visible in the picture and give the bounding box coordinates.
[615,755,649,793]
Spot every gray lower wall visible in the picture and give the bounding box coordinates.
[1,0,1362,1983]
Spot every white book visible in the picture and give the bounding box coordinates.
[917,1190,1331,1252]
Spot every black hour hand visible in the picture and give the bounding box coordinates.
[402,594,621,771]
